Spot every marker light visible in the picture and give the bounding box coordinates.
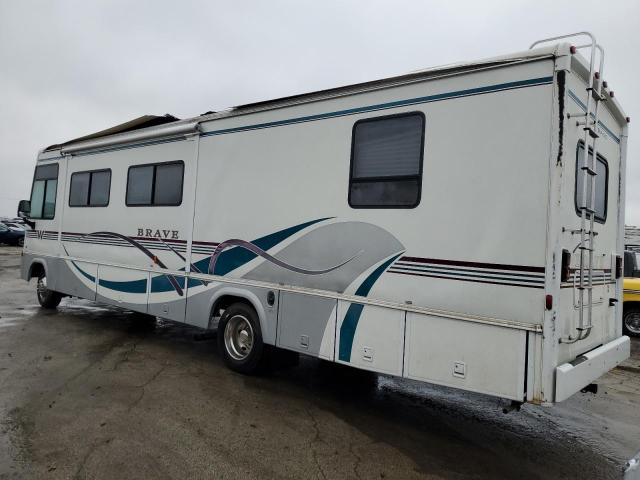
[570,45,577,54]
[545,295,553,311]
[561,249,571,283]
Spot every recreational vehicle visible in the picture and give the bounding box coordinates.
[18,33,630,405]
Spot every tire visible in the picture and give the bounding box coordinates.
[623,307,640,337]
[217,303,266,374]
[36,275,63,309]
[17,237,24,247]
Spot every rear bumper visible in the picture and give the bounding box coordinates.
[555,336,630,402]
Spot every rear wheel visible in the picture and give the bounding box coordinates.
[37,275,63,309]
[217,303,266,374]
[17,237,24,247]
[623,307,640,337]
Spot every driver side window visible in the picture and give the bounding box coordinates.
[30,164,59,220]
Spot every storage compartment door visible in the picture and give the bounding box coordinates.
[276,292,336,359]
[336,302,405,375]
[148,273,187,322]
[404,313,527,400]
[97,266,149,312]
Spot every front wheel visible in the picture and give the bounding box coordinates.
[217,303,266,374]
[623,307,640,337]
[37,275,62,309]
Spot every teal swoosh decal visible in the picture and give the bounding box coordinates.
[338,254,401,362]
[194,217,332,277]
[69,260,95,282]
[100,277,147,294]
[71,218,332,294]
[70,259,147,293]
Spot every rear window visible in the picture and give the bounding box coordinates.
[575,141,608,223]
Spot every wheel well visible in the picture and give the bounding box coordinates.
[211,295,255,319]
[28,262,46,281]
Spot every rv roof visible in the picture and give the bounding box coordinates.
[40,42,627,157]
[44,114,180,151]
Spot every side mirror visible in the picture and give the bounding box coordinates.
[17,200,30,218]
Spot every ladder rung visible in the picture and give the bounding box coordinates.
[580,166,597,175]
[583,127,599,138]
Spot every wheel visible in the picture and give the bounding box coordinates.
[37,275,63,309]
[623,307,640,337]
[217,303,266,374]
[17,237,24,247]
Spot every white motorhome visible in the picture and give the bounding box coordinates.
[19,33,630,405]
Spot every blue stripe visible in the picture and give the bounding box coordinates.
[567,90,620,144]
[43,76,552,158]
[338,254,401,362]
[202,77,553,138]
[388,266,544,284]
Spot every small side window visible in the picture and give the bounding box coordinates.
[126,161,184,206]
[30,163,59,219]
[69,169,111,207]
[575,141,608,223]
[349,112,425,208]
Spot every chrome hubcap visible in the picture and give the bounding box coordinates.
[625,312,640,335]
[224,314,254,361]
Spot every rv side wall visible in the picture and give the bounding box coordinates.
[23,58,558,401]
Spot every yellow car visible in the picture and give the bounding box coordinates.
[623,249,640,337]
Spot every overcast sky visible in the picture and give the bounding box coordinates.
[1,1,638,223]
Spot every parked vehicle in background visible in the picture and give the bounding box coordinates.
[0,223,24,246]
[1,221,26,232]
[623,247,640,337]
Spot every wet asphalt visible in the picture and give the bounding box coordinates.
[0,246,639,479]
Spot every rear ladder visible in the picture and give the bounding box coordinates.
[530,32,606,343]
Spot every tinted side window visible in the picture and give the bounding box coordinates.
[349,113,425,208]
[126,165,154,205]
[89,170,111,206]
[126,162,183,206]
[154,163,184,205]
[69,172,90,206]
[69,170,111,207]
[30,164,59,219]
[575,142,608,223]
